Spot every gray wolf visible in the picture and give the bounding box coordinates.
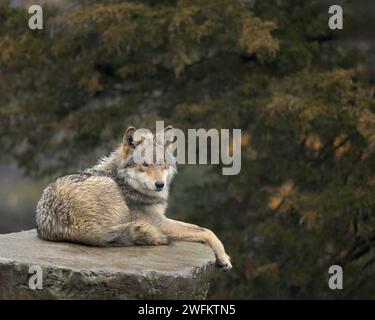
[36,126,232,271]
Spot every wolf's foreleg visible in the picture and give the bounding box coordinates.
[106,220,170,246]
[160,218,232,271]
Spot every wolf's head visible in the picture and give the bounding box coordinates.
[117,126,177,196]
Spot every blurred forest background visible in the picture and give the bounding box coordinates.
[1,0,375,299]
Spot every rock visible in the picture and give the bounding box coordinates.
[0,229,216,299]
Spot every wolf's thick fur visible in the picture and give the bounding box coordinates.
[36,127,232,271]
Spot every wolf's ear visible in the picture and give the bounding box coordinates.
[164,125,175,149]
[123,126,137,149]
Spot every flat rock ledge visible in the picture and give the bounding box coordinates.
[0,230,216,299]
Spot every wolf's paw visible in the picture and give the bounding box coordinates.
[150,231,171,245]
[135,222,171,245]
[216,253,232,272]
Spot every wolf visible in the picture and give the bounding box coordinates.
[36,126,232,271]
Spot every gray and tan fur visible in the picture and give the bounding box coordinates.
[36,126,232,271]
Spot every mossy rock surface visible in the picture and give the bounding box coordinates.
[0,230,215,299]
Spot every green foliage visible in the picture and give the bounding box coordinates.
[0,0,374,298]
[0,0,278,174]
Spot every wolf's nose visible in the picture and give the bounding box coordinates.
[155,181,165,190]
